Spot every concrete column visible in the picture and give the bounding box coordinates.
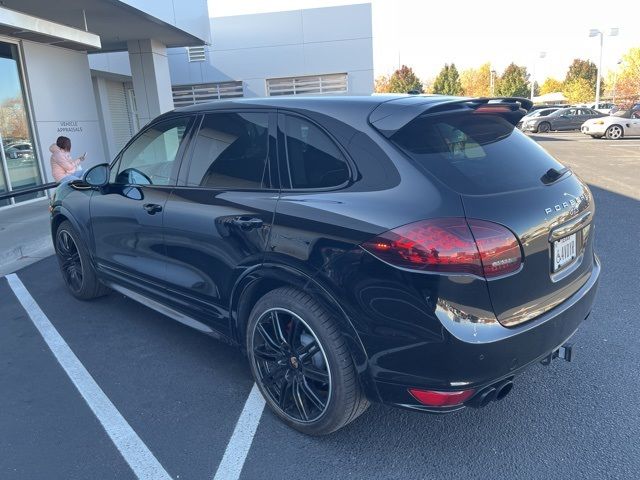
[127,39,174,129]
[91,76,116,161]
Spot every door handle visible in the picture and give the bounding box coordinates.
[232,216,263,230]
[143,203,163,215]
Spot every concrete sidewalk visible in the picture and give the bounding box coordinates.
[0,198,53,276]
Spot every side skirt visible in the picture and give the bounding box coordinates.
[106,281,217,336]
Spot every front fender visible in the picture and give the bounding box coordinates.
[50,185,94,258]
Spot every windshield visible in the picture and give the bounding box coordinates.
[391,112,565,195]
[535,109,557,117]
[612,110,635,118]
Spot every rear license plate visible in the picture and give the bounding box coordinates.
[553,233,577,271]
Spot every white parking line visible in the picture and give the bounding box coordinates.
[6,273,172,480]
[213,383,265,480]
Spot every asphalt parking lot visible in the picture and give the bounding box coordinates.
[1,132,639,479]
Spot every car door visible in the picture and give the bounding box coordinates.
[267,112,353,274]
[556,108,577,130]
[578,108,597,127]
[627,112,640,136]
[161,110,278,336]
[90,115,195,295]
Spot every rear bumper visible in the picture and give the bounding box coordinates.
[374,254,601,412]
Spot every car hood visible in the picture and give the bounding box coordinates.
[583,116,613,126]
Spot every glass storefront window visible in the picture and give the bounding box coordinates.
[0,41,43,205]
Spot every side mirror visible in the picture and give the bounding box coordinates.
[83,163,109,187]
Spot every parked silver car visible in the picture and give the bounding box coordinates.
[581,109,640,139]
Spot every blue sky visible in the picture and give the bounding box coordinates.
[208,0,640,82]
[0,57,22,103]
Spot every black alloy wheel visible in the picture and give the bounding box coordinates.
[251,307,331,423]
[56,228,83,294]
[55,220,109,300]
[247,287,369,435]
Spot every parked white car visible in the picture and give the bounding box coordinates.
[581,102,615,115]
[581,109,640,139]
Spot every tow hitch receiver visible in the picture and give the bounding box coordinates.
[540,343,573,366]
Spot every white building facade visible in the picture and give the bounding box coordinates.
[88,3,374,148]
[0,0,209,208]
[166,3,374,105]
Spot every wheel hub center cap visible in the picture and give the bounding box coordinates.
[289,356,299,369]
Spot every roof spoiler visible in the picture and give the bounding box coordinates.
[369,96,534,138]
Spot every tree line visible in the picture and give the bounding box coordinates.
[375,47,639,104]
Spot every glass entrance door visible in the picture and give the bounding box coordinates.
[0,41,42,205]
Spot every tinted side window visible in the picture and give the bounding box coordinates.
[283,115,349,189]
[186,112,270,189]
[114,118,190,185]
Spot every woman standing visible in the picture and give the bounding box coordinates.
[50,136,86,183]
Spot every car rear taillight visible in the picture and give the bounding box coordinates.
[408,388,475,407]
[361,218,521,279]
[466,219,522,277]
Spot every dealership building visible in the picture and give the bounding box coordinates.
[0,1,373,209]
[0,0,210,208]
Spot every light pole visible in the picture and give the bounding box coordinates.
[530,51,546,101]
[589,27,619,108]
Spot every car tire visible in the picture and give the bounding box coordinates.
[246,287,369,435]
[55,220,109,300]
[605,125,623,140]
[537,122,551,133]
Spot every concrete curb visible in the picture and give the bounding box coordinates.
[0,235,52,268]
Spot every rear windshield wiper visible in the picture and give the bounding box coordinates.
[540,167,569,185]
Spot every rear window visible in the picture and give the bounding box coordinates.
[390,112,565,195]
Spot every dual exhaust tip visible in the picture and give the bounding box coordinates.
[468,379,514,408]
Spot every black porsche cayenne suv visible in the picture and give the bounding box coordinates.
[51,95,600,435]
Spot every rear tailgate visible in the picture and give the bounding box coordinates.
[461,176,595,326]
[378,96,596,327]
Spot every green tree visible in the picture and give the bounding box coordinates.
[432,63,463,95]
[563,78,595,103]
[382,65,423,94]
[460,62,491,97]
[565,58,603,96]
[540,77,564,95]
[495,63,530,97]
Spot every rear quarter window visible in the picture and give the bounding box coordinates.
[282,115,350,189]
[390,113,565,195]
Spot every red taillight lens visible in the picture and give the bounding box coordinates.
[408,388,475,407]
[473,105,512,113]
[361,218,482,275]
[361,218,522,278]
[467,219,522,278]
